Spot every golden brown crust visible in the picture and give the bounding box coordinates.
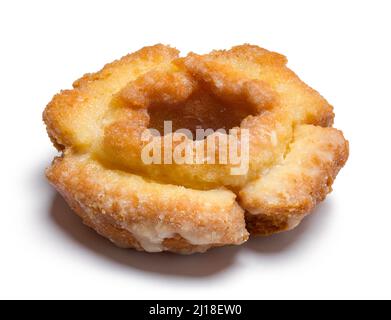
[46,154,248,253]
[43,44,348,253]
[240,125,349,235]
[43,44,179,150]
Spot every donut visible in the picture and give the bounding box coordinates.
[43,44,348,253]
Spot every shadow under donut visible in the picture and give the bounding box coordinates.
[49,194,241,277]
[49,190,333,275]
[243,200,333,254]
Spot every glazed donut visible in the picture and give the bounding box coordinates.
[44,44,348,253]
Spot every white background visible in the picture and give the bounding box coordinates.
[1,0,390,299]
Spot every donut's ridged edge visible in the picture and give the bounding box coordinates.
[46,154,249,254]
[240,125,349,235]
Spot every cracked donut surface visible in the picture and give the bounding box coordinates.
[44,44,348,254]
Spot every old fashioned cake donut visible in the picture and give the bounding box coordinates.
[44,44,348,253]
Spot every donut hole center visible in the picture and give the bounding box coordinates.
[147,88,255,140]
